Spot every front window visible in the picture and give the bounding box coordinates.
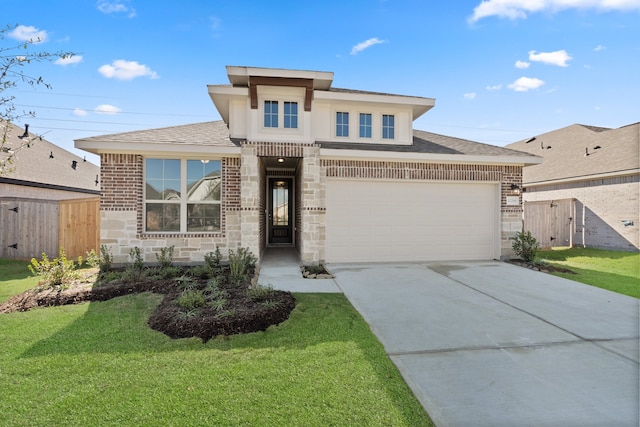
[264,100,278,128]
[145,158,221,233]
[382,114,395,139]
[359,113,372,138]
[336,112,349,137]
[284,102,298,128]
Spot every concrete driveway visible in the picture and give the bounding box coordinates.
[328,261,639,427]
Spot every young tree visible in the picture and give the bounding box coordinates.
[1,24,75,175]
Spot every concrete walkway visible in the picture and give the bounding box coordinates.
[257,247,340,293]
[328,261,640,427]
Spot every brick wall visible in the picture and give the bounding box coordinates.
[99,154,242,263]
[525,175,639,251]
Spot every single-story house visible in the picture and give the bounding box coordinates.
[1,121,100,259]
[76,66,541,265]
[506,123,639,252]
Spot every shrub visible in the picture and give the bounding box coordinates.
[129,247,144,271]
[512,231,540,264]
[247,283,275,302]
[176,289,206,310]
[190,264,212,280]
[155,246,174,270]
[28,248,79,289]
[99,245,113,272]
[85,249,100,269]
[204,247,222,272]
[228,247,257,285]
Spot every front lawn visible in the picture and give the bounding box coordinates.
[0,259,432,426]
[536,247,640,298]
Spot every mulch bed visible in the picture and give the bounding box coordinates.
[506,259,576,274]
[0,267,296,342]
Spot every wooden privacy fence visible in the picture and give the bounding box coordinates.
[524,199,575,249]
[0,197,100,260]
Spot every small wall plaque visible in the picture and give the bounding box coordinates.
[506,196,520,206]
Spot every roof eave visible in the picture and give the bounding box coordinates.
[75,141,241,157]
[524,168,640,187]
[320,148,543,165]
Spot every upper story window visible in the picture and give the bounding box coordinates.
[264,101,278,128]
[336,112,349,137]
[284,102,298,128]
[382,114,395,139]
[145,158,221,233]
[359,113,372,138]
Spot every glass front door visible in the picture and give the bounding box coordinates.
[268,178,293,245]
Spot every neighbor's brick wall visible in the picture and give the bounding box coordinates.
[321,160,524,259]
[525,175,639,251]
[99,153,242,263]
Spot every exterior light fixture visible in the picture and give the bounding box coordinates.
[510,183,521,194]
[277,157,285,163]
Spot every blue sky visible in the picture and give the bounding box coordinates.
[3,0,640,164]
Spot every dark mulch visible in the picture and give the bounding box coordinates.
[506,259,576,274]
[0,267,296,342]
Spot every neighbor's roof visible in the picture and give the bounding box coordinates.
[77,120,540,163]
[1,121,100,194]
[506,123,640,185]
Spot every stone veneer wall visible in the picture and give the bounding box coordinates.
[99,153,241,264]
[525,174,639,251]
[321,160,524,260]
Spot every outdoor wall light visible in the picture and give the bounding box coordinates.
[510,183,521,194]
[277,157,285,163]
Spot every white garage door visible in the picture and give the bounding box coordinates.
[326,180,499,262]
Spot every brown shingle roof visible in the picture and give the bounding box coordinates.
[506,123,640,184]
[1,121,100,193]
[75,121,238,147]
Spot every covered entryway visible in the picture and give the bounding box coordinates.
[325,180,499,262]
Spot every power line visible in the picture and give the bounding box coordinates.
[14,103,213,118]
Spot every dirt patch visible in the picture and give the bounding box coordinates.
[300,264,334,279]
[506,260,576,275]
[0,267,296,342]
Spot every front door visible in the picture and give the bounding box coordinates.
[268,178,293,245]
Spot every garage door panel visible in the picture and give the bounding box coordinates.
[326,180,498,262]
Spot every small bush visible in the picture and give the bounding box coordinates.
[85,249,100,269]
[512,231,540,264]
[247,283,275,302]
[99,245,113,272]
[174,275,196,290]
[176,289,206,310]
[155,246,174,270]
[190,264,212,280]
[228,247,257,285]
[204,247,223,272]
[28,248,79,289]
[208,297,227,311]
[129,247,144,271]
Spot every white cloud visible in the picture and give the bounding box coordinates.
[508,76,545,92]
[351,37,386,55]
[95,104,121,115]
[529,49,572,67]
[97,1,136,18]
[73,108,88,117]
[464,92,477,100]
[486,84,503,90]
[515,60,530,69]
[469,0,640,23]
[7,25,48,43]
[594,44,606,51]
[55,55,83,66]
[98,59,158,80]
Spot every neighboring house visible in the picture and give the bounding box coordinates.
[0,121,101,259]
[76,66,540,265]
[507,123,639,252]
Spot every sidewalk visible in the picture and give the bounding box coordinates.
[257,247,341,293]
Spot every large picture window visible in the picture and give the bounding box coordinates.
[145,158,221,233]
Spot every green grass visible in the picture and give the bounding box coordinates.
[537,247,640,298]
[0,259,432,427]
[0,258,39,303]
